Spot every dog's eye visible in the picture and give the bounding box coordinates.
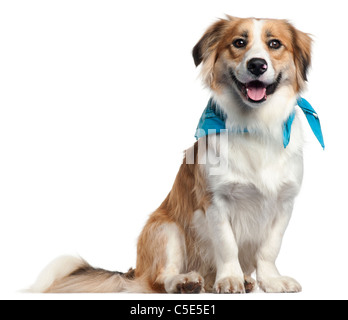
[233,39,247,48]
[268,39,282,49]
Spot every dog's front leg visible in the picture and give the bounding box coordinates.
[206,203,245,294]
[256,206,302,293]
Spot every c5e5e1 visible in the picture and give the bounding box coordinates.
[174,304,215,315]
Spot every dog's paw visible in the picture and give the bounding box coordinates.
[214,277,246,294]
[244,275,256,293]
[258,276,302,293]
[165,272,204,294]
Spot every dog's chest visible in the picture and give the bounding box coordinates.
[208,135,302,196]
[204,136,303,247]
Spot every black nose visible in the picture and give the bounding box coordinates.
[247,58,268,76]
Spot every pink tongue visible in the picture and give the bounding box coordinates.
[247,86,266,101]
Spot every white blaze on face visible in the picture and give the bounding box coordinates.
[236,19,276,85]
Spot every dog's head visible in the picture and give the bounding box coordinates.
[193,16,312,109]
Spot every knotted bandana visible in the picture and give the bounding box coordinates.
[195,97,325,149]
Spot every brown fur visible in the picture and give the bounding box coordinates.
[45,260,128,293]
[261,19,312,91]
[136,143,212,292]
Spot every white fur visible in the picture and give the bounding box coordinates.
[158,223,205,293]
[160,223,186,292]
[30,255,85,293]
[194,112,304,291]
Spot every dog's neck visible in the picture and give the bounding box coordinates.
[196,90,324,149]
[213,86,297,137]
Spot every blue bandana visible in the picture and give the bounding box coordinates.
[195,97,325,149]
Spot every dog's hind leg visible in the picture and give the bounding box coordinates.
[159,223,204,293]
[137,219,204,293]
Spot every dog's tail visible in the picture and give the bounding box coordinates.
[30,255,152,293]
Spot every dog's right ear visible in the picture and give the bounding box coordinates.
[192,18,231,67]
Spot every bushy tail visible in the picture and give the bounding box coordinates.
[30,256,152,293]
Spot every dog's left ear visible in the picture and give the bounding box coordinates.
[290,25,312,90]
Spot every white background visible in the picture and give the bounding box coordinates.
[0,0,347,300]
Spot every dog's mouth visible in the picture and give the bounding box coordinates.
[230,70,282,104]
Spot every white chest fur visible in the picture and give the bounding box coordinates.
[194,116,304,273]
[205,114,304,195]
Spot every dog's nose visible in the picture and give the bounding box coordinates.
[247,58,268,76]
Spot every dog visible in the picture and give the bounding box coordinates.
[31,16,317,293]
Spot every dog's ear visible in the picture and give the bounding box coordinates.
[290,24,312,90]
[192,18,230,67]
